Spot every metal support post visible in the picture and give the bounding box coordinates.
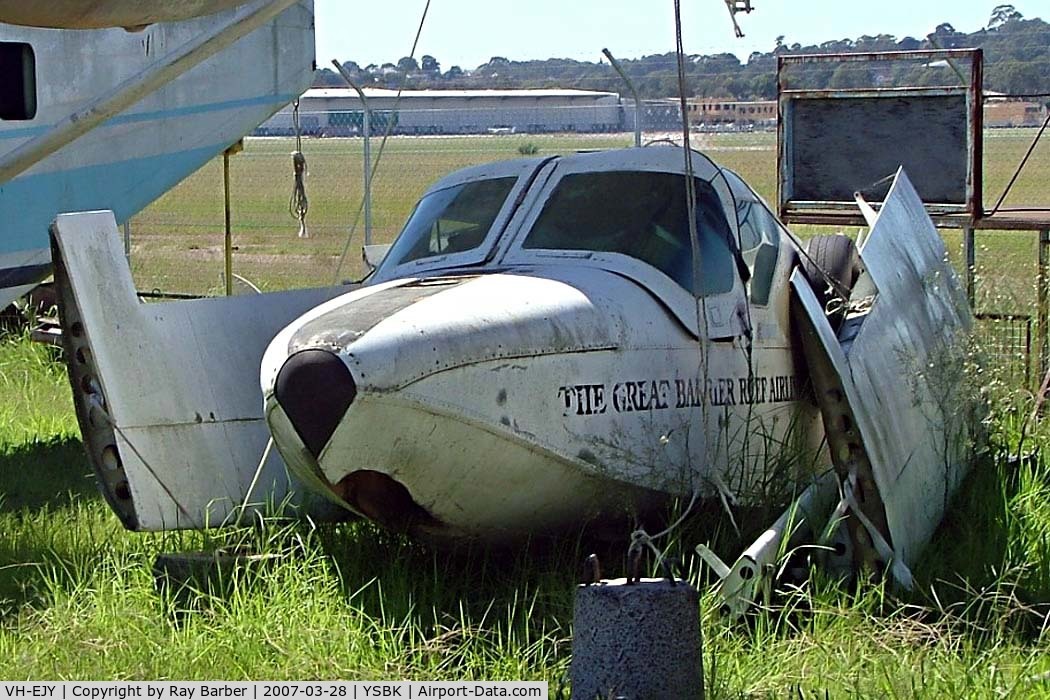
[331,60,374,245]
[122,221,131,265]
[963,226,975,309]
[223,150,233,297]
[222,139,243,297]
[1039,229,1049,379]
[602,48,642,148]
[362,102,372,245]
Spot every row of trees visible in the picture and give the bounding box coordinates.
[314,6,1049,100]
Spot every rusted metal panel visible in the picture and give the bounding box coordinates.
[780,49,982,65]
[789,95,969,204]
[778,49,983,225]
[784,87,968,98]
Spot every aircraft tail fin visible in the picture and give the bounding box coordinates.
[51,210,348,530]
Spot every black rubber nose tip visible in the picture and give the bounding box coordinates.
[274,349,357,459]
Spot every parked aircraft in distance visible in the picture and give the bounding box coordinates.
[0,0,313,309]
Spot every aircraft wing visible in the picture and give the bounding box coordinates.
[791,168,975,583]
[0,0,253,29]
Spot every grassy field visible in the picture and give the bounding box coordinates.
[0,129,1046,691]
[0,335,1049,692]
[129,129,1049,305]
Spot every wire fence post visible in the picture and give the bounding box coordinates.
[123,221,131,265]
[223,139,244,297]
[332,60,374,246]
[963,226,975,308]
[603,48,641,148]
[1040,228,1050,379]
[223,150,232,296]
[363,99,373,246]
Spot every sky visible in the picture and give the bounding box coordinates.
[314,0,1045,70]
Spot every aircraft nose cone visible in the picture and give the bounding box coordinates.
[274,349,357,459]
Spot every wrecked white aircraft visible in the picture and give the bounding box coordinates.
[51,146,976,593]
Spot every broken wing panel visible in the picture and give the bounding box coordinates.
[52,211,348,530]
[791,169,974,578]
[847,169,974,566]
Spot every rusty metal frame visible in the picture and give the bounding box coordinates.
[777,49,984,227]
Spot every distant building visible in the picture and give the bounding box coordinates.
[621,99,684,132]
[984,98,1048,128]
[686,98,777,129]
[259,88,623,136]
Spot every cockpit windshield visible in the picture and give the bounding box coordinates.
[381,176,517,268]
[522,171,737,296]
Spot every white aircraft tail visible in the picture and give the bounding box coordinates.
[51,210,348,530]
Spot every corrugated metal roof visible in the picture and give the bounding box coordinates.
[301,88,619,100]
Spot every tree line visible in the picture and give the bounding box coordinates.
[314,5,1049,101]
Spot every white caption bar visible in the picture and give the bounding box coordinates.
[0,684,548,700]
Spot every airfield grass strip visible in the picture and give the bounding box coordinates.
[0,330,1045,694]
[127,130,1049,300]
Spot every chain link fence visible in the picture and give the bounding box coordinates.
[971,96,1049,390]
[127,103,785,295]
[127,100,1048,389]
[975,313,1034,389]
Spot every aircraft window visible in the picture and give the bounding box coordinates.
[383,177,517,266]
[735,198,781,306]
[0,43,36,121]
[523,171,736,296]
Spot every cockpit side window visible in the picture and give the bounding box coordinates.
[723,170,782,306]
[381,176,517,267]
[0,42,36,121]
[522,171,737,296]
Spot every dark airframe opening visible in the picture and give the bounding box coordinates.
[0,42,37,121]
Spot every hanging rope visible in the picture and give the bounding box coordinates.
[289,99,310,238]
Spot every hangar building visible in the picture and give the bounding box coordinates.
[259,87,623,136]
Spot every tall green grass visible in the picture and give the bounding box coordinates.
[0,327,1046,694]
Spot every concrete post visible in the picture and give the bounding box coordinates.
[571,578,704,700]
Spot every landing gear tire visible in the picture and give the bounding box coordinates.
[803,235,862,328]
[0,283,58,335]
